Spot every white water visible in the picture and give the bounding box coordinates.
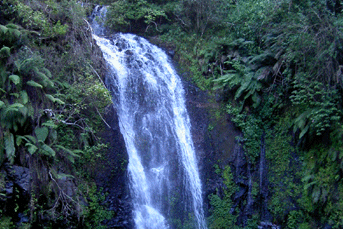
[91,15,206,228]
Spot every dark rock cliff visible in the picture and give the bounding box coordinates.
[182,74,274,228]
[97,104,134,229]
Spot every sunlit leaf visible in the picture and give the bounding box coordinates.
[9,74,20,85]
[20,90,29,104]
[27,80,43,88]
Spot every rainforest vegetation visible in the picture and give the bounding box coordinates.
[1,0,343,228]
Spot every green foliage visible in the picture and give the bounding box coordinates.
[35,127,49,142]
[265,120,304,225]
[0,23,21,46]
[155,0,343,228]
[0,216,15,229]
[175,0,228,36]
[4,131,15,164]
[226,103,264,162]
[80,183,113,229]
[14,0,68,38]
[214,58,262,108]
[106,0,167,33]
[290,74,341,139]
[208,166,239,229]
[0,1,114,227]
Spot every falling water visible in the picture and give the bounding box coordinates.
[90,8,207,229]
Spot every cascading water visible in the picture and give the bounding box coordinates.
[90,7,207,229]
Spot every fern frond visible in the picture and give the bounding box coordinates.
[27,80,43,89]
[4,132,15,164]
[0,25,8,34]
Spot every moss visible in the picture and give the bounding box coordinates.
[208,166,239,229]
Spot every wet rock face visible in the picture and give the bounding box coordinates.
[10,165,31,196]
[0,164,31,223]
[181,74,275,227]
[181,75,241,217]
[97,105,134,228]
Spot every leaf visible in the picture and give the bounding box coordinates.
[41,144,55,157]
[57,173,75,179]
[20,90,29,104]
[312,188,321,203]
[35,127,49,142]
[24,135,36,143]
[0,100,4,109]
[235,80,250,100]
[0,46,10,57]
[41,67,52,79]
[25,143,38,155]
[12,29,21,39]
[6,23,18,30]
[10,93,19,98]
[55,145,83,163]
[18,106,28,119]
[42,120,57,129]
[66,154,75,163]
[55,145,81,158]
[45,94,65,105]
[3,103,24,115]
[16,135,24,146]
[50,129,57,142]
[299,124,310,139]
[0,24,9,34]
[18,59,35,74]
[252,93,261,108]
[36,71,54,88]
[9,75,20,85]
[26,80,43,89]
[339,151,343,160]
[5,132,15,164]
[73,149,84,154]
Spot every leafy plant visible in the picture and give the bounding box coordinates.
[208,166,239,229]
[106,0,167,33]
[290,74,341,140]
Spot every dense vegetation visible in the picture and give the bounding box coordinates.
[0,0,115,228]
[2,0,343,228]
[101,0,343,228]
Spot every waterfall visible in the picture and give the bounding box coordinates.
[90,8,207,229]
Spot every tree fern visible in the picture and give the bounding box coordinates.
[214,59,262,107]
